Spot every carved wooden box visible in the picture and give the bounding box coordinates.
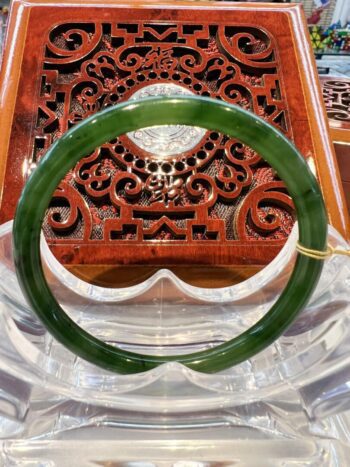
[320,76,350,213]
[320,76,350,143]
[0,0,348,286]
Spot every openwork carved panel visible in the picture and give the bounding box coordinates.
[33,21,295,259]
[321,78,350,127]
[321,77,350,215]
[1,2,347,269]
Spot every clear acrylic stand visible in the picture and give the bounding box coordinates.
[1,219,350,465]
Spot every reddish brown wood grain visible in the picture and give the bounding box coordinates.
[0,1,348,287]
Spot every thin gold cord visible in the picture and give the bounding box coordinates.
[296,242,350,260]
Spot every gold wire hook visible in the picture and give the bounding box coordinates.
[296,242,350,260]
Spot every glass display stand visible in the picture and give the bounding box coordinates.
[1,219,350,465]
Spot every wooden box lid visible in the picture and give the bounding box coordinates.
[0,1,348,286]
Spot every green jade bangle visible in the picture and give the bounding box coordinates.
[13,96,328,374]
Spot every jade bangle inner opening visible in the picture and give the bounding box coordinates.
[13,96,328,374]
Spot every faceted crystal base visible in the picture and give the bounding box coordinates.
[2,398,350,466]
[1,219,350,464]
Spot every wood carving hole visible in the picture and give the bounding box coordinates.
[144,225,186,241]
[271,80,281,100]
[110,225,137,240]
[273,112,287,132]
[139,31,178,43]
[48,23,94,49]
[265,214,276,223]
[162,163,172,174]
[117,23,138,33]
[135,159,146,169]
[37,107,58,133]
[148,162,158,172]
[124,153,134,162]
[205,142,214,151]
[33,137,46,164]
[207,69,222,82]
[182,25,203,35]
[175,161,185,171]
[147,24,175,34]
[257,95,276,115]
[192,225,218,241]
[40,76,51,96]
[48,198,81,234]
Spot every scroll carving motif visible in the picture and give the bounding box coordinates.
[322,79,350,124]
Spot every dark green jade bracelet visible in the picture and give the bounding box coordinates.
[13,96,328,374]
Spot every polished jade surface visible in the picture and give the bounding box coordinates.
[13,96,328,374]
